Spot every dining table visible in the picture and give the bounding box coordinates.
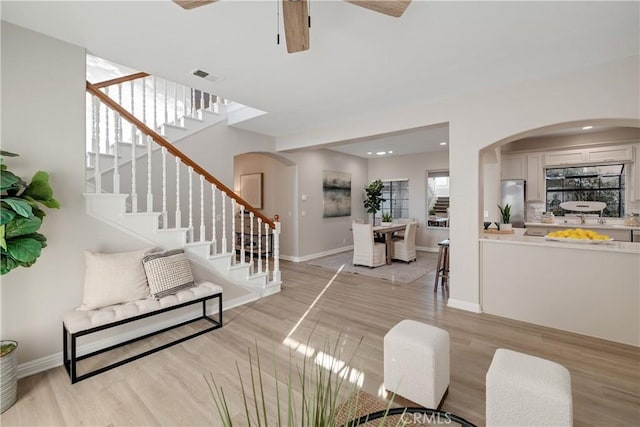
[372,224,408,264]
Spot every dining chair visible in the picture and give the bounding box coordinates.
[352,223,386,268]
[393,217,416,239]
[392,222,418,262]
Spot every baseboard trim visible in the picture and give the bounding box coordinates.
[417,246,439,253]
[289,246,354,263]
[16,293,258,379]
[447,298,482,313]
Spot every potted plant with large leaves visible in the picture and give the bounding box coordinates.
[363,179,386,225]
[0,150,59,413]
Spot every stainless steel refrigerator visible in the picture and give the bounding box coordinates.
[500,180,526,228]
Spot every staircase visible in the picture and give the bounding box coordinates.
[433,196,450,216]
[84,72,281,300]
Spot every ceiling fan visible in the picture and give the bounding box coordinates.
[173,0,411,53]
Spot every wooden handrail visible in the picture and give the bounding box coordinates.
[86,81,276,229]
[91,72,150,89]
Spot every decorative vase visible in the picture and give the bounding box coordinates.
[499,223,512,231]
[381,222,392,226]
[1,340,18,413]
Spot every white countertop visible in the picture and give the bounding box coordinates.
[480,229,640,254]
[525,221,640,231]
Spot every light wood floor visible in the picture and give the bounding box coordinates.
[2,259,639,426]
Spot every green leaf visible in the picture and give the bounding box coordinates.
[5,216,42,238]
[0,254,19,275]
[0,151,19,157]
[0,206,16,225]
[24,171,53,201]
[2,198,33,217]
[0,170,20,191]
[0,225,5,251]
[7,237,42,263]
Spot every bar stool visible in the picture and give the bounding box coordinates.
[433,239,449,293]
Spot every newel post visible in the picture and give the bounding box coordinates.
[272,214,281,283]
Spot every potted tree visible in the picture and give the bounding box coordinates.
[0,151,59,412]
[363,179,385,225]
[497,203,512,231]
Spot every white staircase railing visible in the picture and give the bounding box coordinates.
[85,75,281,287]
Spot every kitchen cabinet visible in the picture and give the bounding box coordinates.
[501,154,526,180]
[585,145,633,163]
[526,154,544,201]
[544,149,585,166]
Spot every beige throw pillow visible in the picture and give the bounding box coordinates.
[80,248,154,310]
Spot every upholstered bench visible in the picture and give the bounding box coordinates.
[486,348,573,427]
[63,281,223,383]
[384,319,450,409]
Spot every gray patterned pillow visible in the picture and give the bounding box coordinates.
[142,249,195,298]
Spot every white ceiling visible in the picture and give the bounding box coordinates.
[2,1,639,157]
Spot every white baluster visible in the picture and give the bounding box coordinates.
[273,220,281,283]
[164,78,168,126]
[211,184,217,254]
[153,76,157,130]
[161,147,167,228]
[249,211,255,271]
[183,85,188,118]
[264,222,270,277]
[200,175,205,242]
[209,93,214,112]
[173,82,178,125]
[142,78,147,126]
[175,158,181,228]
[130,80,135,123]
[231,199,236,266]
[146,134,153,212]
[199,91,204,117]
[257,217,263,274]
[240,206,245,264]
[191,89,196,118]
[112,108,120,194]
[130,125,137,213]
[92,97,101,193]
[117,84,123,141]
[221,193,227,253]
[188,166,194,243]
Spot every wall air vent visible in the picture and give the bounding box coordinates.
[192,69,219,82]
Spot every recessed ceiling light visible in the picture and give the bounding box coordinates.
[440,142,448,146]
[582,126,593,130]
[376,151,386,156]
[388,150,393,154]
[367,152,372,155]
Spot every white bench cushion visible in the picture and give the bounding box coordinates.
[64,281,223,334]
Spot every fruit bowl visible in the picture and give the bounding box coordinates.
[545,227,613,244]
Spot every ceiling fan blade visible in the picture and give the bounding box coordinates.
[345,0,411,17]
[173,0,219,10]
[282,0,310,53]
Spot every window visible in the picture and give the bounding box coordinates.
[546,164,625,217]
[378,180,409,221]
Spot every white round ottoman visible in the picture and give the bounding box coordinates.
[384,319,450,409]
[486,348,573,427]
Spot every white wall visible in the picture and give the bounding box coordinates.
[274,55,640,313]
[281,149,368,259]
[368,151,450,249]
[0,23,157,364]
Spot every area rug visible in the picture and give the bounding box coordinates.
[307,251,438,284]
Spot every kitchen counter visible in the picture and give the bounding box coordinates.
[480,231,640,346]
[481,229,640,253]
[523,221,639,242]
[524,221,640,231]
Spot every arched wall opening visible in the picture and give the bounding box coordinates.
[233,151,298,258]
[479,119,640,229]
